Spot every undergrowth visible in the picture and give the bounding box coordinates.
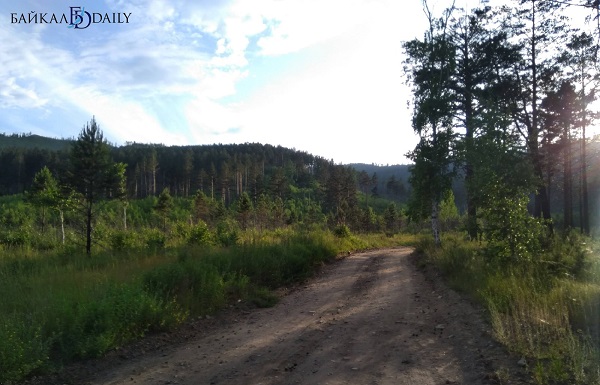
[416,232,600,385]
[0,230,410,384]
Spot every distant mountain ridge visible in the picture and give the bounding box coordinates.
[0,133,73,151]
[0,133,416,170]
[348,163,412,181]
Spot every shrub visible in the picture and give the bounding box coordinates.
[333,224,351,238]
[143,263,188,299]
[174,221,192,240]
[418,232,600,385]
[215,219,239,247]
[188,221,212,246]
[480,192,546,263]
[224,273,250,300]
[0,229,357,383]
[109,230,138,251]
[0,226,32,248]
[144,228,166,251]
[544,231,588,278]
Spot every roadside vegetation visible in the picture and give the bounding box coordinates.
[0,216,414,384]
[416,231,600,385]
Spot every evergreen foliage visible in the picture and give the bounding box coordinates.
[25,166,60,232]
[67,118,124,255]
[404,0,600,241]
[154,188,174,231]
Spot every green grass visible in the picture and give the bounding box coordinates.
[416,232,600,385]
[0,229,411,383]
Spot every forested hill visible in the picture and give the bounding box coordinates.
[0,133,410,202]
[0,136,328,199]
[0,133,72,151]
[3,133,600,223]
[349,163,411,202]
[0,134,413,232]
[349,163,411,182]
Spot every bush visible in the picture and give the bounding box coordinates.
[544,231,588,278]
[109,230,138,251]
[30,230,60,251]
[188,221,212,246]
[333,224,351,238]
[480,192,546,263]
[215,219,239,247]
[144,228,166,250]
[174,221,192,240]
[0,229,354,383]
[143,263,187,299]
[0,226,32,248]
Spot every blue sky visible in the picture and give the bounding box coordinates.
[1,0,511,164]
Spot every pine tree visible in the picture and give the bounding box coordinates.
[26,166,59,232]
[384,202,399,235]
[559,32,599,234]
[67,118,123,255]
[236,192,253,230]
[403,1,457,245]
[154,188,173,231]
[503,0,568,228]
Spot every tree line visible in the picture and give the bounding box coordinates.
[404,0,600,250]
[1,119,412,255]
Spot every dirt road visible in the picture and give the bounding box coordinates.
[59,248,529,385]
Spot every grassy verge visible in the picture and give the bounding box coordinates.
[0,229,410,384]
[415,232,600,385]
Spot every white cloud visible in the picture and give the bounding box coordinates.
[67,86,187,145]
[256,0,357,56]
[0,0,427,163]
[185,97,242,141]
[223,0,419,164]
[0,78,48,109]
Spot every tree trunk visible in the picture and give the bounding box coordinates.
[60,209,65,245]
[431,199,441,246]
[41,207,46,233]
[462,28,477,241]
[564,126,573,229]
[582,128,589,234]
[86,204,93,256]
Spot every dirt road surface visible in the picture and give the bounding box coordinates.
[45,248,529,385]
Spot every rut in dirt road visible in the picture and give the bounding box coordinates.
[85,248,527,385]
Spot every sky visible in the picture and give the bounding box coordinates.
[0,0,567,165]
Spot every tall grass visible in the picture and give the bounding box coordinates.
[0,229,410,383]
[416,233,600,385]
[0,249,183,383]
